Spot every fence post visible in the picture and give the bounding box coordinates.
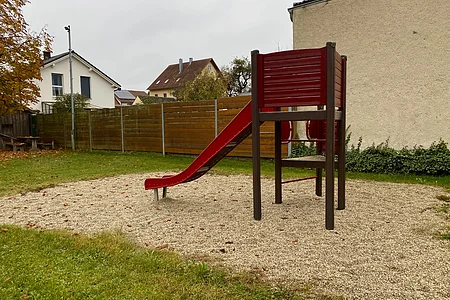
[161,103,165,156]
[88,110,92,151]
[63,115,67,149]
[214,98,218,137]
[120,107,125,153]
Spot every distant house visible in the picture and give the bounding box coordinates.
[114,90,148,107]
[147,58,221,99]
[32,50,121,113]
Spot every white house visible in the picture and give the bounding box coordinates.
[32,50,121,113]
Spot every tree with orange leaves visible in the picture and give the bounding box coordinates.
[0,0,52,115]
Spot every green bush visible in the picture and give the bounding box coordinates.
[289,141,316,158]
[290,137,450,176]
[346,138,450,175]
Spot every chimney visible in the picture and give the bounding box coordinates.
[43,51,51,60]
[179,58,183,73]
[189,57,193,65]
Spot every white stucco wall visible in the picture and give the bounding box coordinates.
[32,55,118,112]
[291,0,450,149]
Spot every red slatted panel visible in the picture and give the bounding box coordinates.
[335,52,343,107]
[307,120,339,154]
[259,47,327,108]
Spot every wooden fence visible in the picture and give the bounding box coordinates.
[0,111,31,137]
[36,96,288,158]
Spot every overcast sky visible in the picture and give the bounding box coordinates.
[24,0,295,91]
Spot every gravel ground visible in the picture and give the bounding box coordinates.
[1,173,449,299]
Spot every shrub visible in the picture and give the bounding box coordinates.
[290,137,450,176]
[289,141,316,158]
[346,138,450,176]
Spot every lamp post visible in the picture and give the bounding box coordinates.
[64,25,75,151]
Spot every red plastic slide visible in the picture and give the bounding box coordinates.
[144,101,254,191]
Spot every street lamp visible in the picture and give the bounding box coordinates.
[64,25,75,151]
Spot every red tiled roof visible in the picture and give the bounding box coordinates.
[147,58,220,91]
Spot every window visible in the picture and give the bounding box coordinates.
[155,94,158,97]
[80,76,91,98]
[163,93,167,98]
[51,73,63,97]
[208,65,212,72]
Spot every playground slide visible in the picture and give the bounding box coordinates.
[144,101,254,191]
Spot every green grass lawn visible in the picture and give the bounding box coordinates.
[1,150,449,197]
[0,225,302,300]
[1,149,449,299]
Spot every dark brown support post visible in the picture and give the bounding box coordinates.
[315,105,323,197]
[275,120,282,204]
[337,55,347,210]
[315,168,323,196]
[251,50,262,220]
[325,42,336,230]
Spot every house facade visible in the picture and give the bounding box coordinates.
[147,58,221,99]
[32,51,121,113]
[288,0,450,148]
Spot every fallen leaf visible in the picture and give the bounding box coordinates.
[155,243,168,249]
[63,203,69,206]
[1,228,8,232]
[225,241,233,244]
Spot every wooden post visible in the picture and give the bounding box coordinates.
[325,42,336,230]
[275,120,282,204]
[161,103,165,156]
[88,110,92,151]
[63,115,67,149]
[120,107,125,153]
[338,55,347,210]
[316,105,324,197]
[251,50,262,220]
[214,98,218,137]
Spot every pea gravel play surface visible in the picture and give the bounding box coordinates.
[1,173,449,299]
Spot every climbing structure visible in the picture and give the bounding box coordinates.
[251,42,347,230]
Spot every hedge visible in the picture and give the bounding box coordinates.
[290,138,450,176]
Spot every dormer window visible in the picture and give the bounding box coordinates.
[156,80,160,85]
[164,79,169,83]
[176,78,180,82]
